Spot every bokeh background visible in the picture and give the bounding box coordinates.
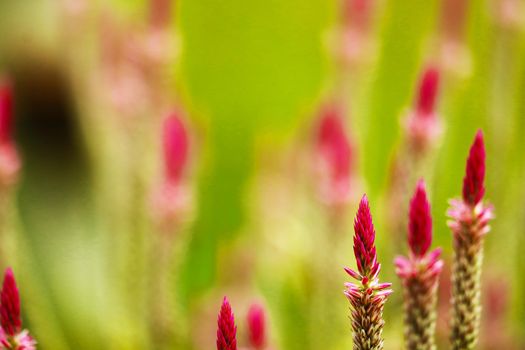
[0,0,524,349]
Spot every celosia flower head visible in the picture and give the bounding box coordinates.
[247,303,266,349]
[416,66,440,116]
[408,180,432,257]
[353,195,378,278]
[462,130,485,206]
[163,112,188,185]
[317,104,352,184]
[0,81,13,145]
[0,268,21,337]
[217,297,237,350]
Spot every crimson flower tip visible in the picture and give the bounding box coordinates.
[353,194,378,278]
[408,180,432,257]
[462,129,486,206]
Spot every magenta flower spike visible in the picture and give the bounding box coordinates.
[150,111,191,229]
[217,297,237,350]
[247,303,266,350]
[0,80,21,188]
[448,130,494,350]
[344,195,392,350]
[316,104,352,206]
[416,67,440,117]
[0,268,20,337]
[163,112,188,186]
[408,180,433,257]
[395,180,443,350]
[0,82,13,146]
[0,268,36,350]
[462,130,485,206]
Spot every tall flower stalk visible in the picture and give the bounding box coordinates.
[395,180,443,350]
[448,130,494,350]
[344,195,392,350]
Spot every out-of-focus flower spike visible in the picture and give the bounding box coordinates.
[247,303,266,350]
[462,129,485,206]
[315,103,353,207]
[344,195,391,350]
[0,81,13,146]
[408,180,432,257]
[416,67,440,117]
[340,0,374,63]
[0,79,21,189]
[149,0,173,30]
[163,112,188,186]
[217,297,237,350]
[150,111,192,230]
[405,65,443,155]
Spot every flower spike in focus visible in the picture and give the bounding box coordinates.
[448,130,494,350]
[0,268,36,350]
[344,195,392,350]
[217,297,237,350]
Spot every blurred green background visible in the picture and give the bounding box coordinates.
[0,0,524,349]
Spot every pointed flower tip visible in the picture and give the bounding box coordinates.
[462,129,486,206]
[0,80,13,145]
[163,112,189,185]
[247,303,266,349]
[353,194,377,277]
[217,296,237,350]
[0,267,21,336]
[408,180,432,256]
[416,66,440,116]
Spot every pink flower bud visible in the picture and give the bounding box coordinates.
[247,303,266,349]
[462,130,485,206]
[408,180,432,257]
[217,297,237,350]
